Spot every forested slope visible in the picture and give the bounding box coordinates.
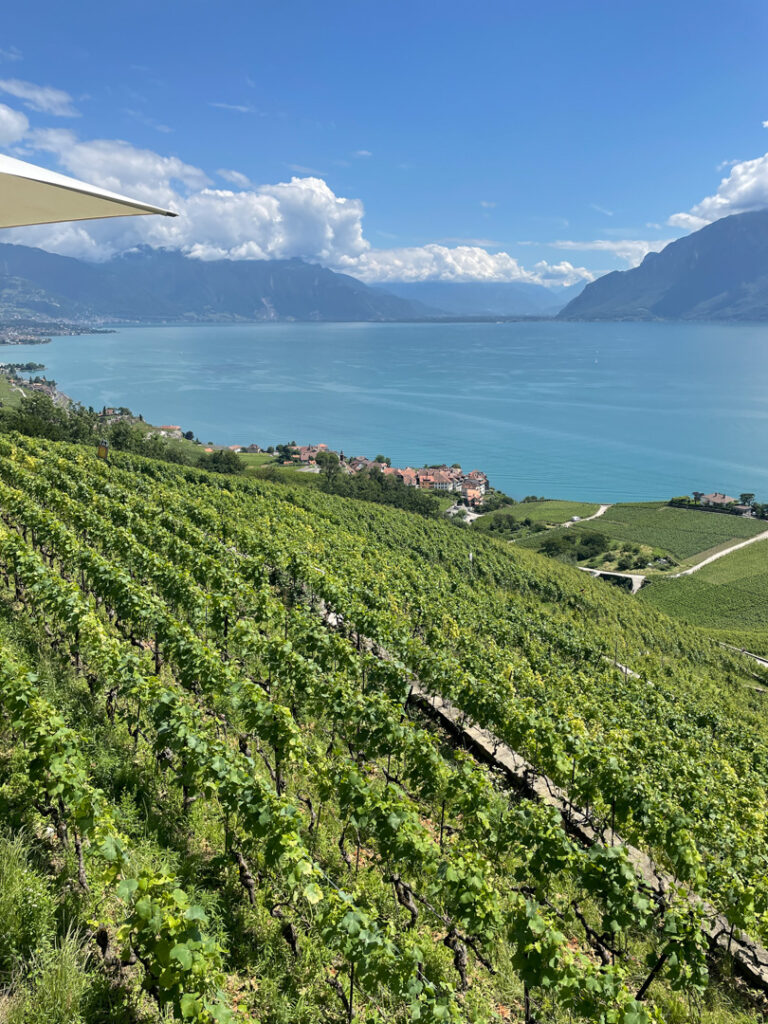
[0,433,766,1024]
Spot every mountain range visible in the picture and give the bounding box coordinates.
[0,243,584,323]
[376,280,583,316]
[0,244,437,323]
[4,209,768,325]
[559,210,768,321]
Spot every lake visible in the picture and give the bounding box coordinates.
[9,320,768,502]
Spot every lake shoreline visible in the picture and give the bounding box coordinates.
[5,319,766,504]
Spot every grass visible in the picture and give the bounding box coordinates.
[518,502,765,568]
[237,452,277,470]
[0,375,25,411]
[639,538,768,656]
[477,499,599,526]
[249,463,323,487]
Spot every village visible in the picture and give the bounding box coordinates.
[193,438,492,507]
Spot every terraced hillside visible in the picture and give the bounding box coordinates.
[640,539,768,656]
[0,433,767,1024]
[517,502,765,571]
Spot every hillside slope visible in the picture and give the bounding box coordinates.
[0,242,436,322]
[0,432,766,1023]
[559,210,768,321]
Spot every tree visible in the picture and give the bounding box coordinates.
[692,491,703,504]
[197,449,243,474]
[316,450,341,481]
[184,430,195,441]
[374,454,391,466]
[740,493,756,507]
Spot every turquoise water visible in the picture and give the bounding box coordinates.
[8,320,768,502]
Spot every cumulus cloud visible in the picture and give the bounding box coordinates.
[0,102,28,144]
[26,128,209,205]
[7,123,592,286]
[551,237,674,267]
[342,244,593,286]
[668,152,768,230]
[0,78,78,116]
[152,177,369,266]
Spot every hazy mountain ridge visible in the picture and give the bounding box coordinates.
[559,211,768,321]
[0,244,438,323]
[379,279,584,316]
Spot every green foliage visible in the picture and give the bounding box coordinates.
[320,464,442,516]
[3,931,90,1024]
[0,831,56,974]
[562,503,763,562]
[197,448,245,474]
[539,530,608,562]
[0,433,767,1023]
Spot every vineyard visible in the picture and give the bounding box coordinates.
[1,432,767,1023]
[639,540,768,656]
[517,502,765,566]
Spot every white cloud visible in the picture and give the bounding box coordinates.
[8,126,592,286]
[590,203,614,217]
[354,149,372,158]
[668,152,768,230]
[479,200,496,209]
[0,47,22,63]
[123,109,173,133]
[0,78,78,116]
[763,120,768,129]
[0,102,28,144]
[342,244,593,286]
[26,128,209,204]
[208,101,258,114]
[533,261,596,286]
[287,162,322,175]
[154,177,369,266]
[217,168,251,188]
[551,237,674,267]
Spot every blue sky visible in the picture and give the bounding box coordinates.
[2,0,768,285]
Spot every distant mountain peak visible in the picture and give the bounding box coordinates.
[558,210,768,321]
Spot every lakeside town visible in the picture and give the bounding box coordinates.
[1,366,762,522]
[197,439,492,507]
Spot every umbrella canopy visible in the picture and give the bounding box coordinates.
[0,153,177,228]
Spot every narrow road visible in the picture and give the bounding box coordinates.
[671,527,768,577]
[562,502,612,527]
[578,565,646,594]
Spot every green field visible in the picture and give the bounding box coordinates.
[639,538,768,655]
[0,374,26,410]
[518,502,765,568]
[476,499,599,527]
[237,451,277,472]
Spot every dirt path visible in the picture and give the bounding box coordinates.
[671,528,768,577]
[578,565,647,594]
[562,502,612,527]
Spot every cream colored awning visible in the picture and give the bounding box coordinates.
[0,153,177,228]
